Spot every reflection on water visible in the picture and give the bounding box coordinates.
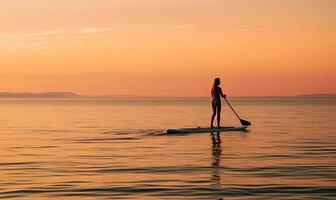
[211,132,222,200]
[0,97,335,199]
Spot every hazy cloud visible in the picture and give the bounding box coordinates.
[0,27,113,43]
[72,27,113,33]
[168,24,193,29]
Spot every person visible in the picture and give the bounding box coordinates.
[211,78,226,128]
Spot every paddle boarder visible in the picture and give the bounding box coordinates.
[211,78,226,128]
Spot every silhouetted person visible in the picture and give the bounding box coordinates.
[211,78,226,128]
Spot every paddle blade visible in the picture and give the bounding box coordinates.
[240,119,251,126]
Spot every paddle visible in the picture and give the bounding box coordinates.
[224,97,251,126]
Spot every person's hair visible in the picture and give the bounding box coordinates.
[211,78,220,97]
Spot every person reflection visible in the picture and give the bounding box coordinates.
[210,132,223,199]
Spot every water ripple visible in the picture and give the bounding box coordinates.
[1,185,336,199]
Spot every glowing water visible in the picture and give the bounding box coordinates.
[0,97,335,199]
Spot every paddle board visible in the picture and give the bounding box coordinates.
[167,126,247,134]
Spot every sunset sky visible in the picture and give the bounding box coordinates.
[0,0,335,96]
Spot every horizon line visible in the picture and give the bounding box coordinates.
[0,91,335,98]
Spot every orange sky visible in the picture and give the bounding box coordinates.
[0,0,335,96]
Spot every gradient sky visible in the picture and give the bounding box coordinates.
[0,0,335,96]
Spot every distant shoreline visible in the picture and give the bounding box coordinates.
[0,92,335,98]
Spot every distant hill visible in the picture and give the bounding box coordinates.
[297,93,336,97]
[0,92,79,98]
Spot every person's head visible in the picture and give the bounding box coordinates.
[213,78,220,87]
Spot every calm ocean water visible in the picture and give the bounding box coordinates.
[0,97,335,199]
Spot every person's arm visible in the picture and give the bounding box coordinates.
[220,88,227,98]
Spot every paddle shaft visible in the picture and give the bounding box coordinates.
[224,98,242,120]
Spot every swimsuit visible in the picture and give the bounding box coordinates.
[211,87,222,107]
[212,96,221,107]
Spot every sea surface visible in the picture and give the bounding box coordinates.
[0,97,335,199]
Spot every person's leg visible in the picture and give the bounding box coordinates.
[217,105,221,127]
[211,102,217,128]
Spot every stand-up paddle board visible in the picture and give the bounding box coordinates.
[167,126,247,134]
